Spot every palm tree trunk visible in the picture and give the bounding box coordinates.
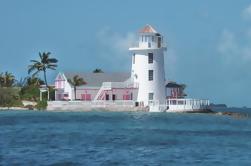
[74,87,76,100]
[43,69,48,87]
[43,69,49,101]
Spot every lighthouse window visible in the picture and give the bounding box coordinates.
[148,70,153,81]
[133,54,135,64]
[148,42,151,48]
[148,53,153,63]
[148,93,154,100]
[152,36,154,42]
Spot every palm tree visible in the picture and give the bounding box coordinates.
[180,84,187,98]
[28,52,58,87]
[68,75,86,100]
[0,72,16,87]
[26,76,44,87]
[93,68,104,73]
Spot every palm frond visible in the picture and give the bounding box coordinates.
[30,60,40,63]
[48,67,56,70]
[47,64,58,68]
[28,65,37,74]
[47,58,58,63]
[39,52,42,60]
[32,70,40,77]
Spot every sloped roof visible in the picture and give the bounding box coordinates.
[166,82,182,88]
[64,72,130,87]
[139,24,158,33]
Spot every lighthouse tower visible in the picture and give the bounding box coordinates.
[129,25,167,106]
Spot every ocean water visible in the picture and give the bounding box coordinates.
[0,108,251,166]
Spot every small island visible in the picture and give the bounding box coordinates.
[1,25,210,113]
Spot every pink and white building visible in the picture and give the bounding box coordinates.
[53,25,210,112]
[54,72,138,102]
[54,25,168,106]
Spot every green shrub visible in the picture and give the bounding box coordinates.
[0,87,23,107]
[20,86,40,101]
[36,100,47,110]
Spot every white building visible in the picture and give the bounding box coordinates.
[129,25,166,106]
[53,25,210,112]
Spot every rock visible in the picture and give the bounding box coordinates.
[216,111,249,119]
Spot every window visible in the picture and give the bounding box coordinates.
[105,94,109,100]
[133,53,135,64]
[123,94,130,100]
[81,94,91,101]
[148,53,153,63]
[157,37,161,48]
[148,42,151,48]
[145,36,147,42]
[152,36,154,42]
[149,93,154,100]
[112,94,116,101]
[148,70,153,81]
[141,36,143,42]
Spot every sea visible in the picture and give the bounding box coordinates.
[0,108,251,166]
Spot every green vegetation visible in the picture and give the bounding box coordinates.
[0,87,23,107]
[0,72,16,87]
[68,75,86,100]
[0,51,58,109]
[93,68,104,73]
[28,52,58,87]
[36,100,48,110]
[20,77,44,101]
[180,84,187,98]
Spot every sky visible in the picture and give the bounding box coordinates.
[0,0,251,107]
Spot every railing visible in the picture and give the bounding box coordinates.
[129,43,167,50]
[93,86,108,101]
[91,100,135,107]
[167,98,210,112]
[102,82,138,89]
[149,98,210,112]
[93,81,138,101]
[167,98,210,106]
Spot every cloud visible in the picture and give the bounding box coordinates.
[96,27,137,56]
[95,27,137,70]
[242,4,251,20]
[218,30,238,55]
[218,29,251,62]
[165,48,177,80]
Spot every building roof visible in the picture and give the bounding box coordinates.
[139,24,158,33]
[64,72,131,87]
[166,82,183,88]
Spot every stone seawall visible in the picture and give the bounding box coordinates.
[47,101,148,112]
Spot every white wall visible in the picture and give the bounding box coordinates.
[54,73,73,100]
[130,33,166,106]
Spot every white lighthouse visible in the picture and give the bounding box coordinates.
[129,25,167,106]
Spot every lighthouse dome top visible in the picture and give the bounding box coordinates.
[139,24,158,34]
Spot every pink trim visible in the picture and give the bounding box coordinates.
[81,94,91,101]
[123,94,131,100]
[76,88,137,90]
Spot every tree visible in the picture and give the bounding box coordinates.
[93,68,104,73]
[180,84,187,98]
[19,76,45,101]
[0,87,23,107]
[68,75,86,100]
[0,72,16,87]
[26,76,44,87]
[28,52,58,87]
